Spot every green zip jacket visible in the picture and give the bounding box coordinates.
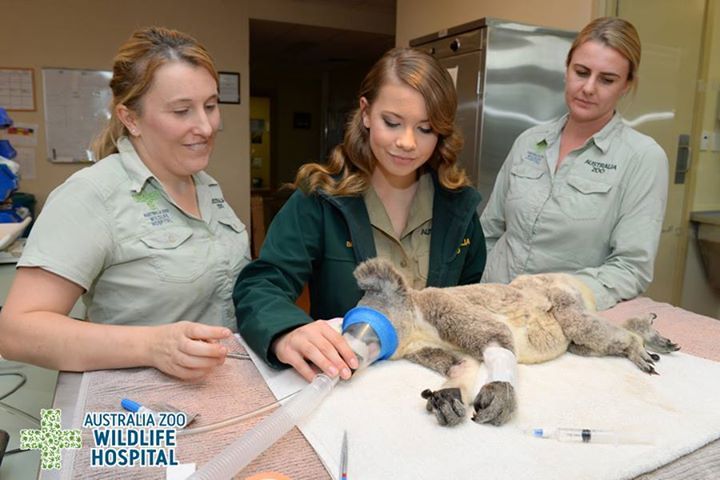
[234,174,486,368]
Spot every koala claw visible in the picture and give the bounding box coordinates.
[421,387,466,427]
[472,381,517,426]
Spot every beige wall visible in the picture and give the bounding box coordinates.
[396,0,596,46]
[249,0,395,35]
[0,0,397,228]
[0,0,251,225]
[681,0,720,318]
[692,2,720,213]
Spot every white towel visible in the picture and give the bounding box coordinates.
[243,340,720,480]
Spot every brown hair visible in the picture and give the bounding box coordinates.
[92,27,218,160]
[566,17,641,90]
[294,47,468,195]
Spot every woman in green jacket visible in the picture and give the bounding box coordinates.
[234,47,486,381]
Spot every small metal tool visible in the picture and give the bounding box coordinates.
[339,430,348,480]
[226,352,251,360]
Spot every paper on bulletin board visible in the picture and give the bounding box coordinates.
[0,68,35,111]
[42,68,112,163]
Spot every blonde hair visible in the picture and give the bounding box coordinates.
[567,17,641,91]
[294,47,468,195]
[92,27,218,160]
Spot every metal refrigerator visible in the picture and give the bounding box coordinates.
[411,18,576,213]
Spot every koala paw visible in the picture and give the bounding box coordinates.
[421,388,466,426]
[471,381,516,426]
[624,313,680,355]
[644,331,680,355]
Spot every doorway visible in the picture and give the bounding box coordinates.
[609,0,707,304]
[249,19,394,191]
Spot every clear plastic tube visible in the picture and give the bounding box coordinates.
[178,390,298,437]
[188,374,338,480]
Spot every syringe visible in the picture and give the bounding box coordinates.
[525,427,653,445]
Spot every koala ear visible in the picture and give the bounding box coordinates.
[354,257,409,297]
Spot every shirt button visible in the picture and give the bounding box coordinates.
[400,259,408,268]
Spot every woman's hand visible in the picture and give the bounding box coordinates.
[148,321,233,380]
[273,320,358,382]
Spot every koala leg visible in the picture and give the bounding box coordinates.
[406,347,478,426]
[428,308,518,426]
[471,344,518,426]
[570,313,680,362]
[550,288,661,374]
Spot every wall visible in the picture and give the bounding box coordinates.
[0,0,396,229]
[691,2,720,214]
[0,0,251,224]
[396,0,596,46]
[682,0,720,318]
[249,0,395,35]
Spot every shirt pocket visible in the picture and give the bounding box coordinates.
[140,227,206,283]
[558,175,614,220]
[507,163,546,201]
[217,216,251,277]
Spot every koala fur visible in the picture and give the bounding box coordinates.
[353,258,679,427]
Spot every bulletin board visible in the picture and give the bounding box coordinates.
[0,67,35,111]
[42,68,112,163]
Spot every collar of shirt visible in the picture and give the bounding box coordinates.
[117,136,218,194]
[536,112,624,155]
[117,136,218,222]
[364,172,434,239]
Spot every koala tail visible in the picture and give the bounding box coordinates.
[354,257,409,296]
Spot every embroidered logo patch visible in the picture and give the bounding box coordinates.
[456,237,471,254]
[584,159,617,174]
[132,190,162,210]
[143,209,172,227]
[525,151,544,165]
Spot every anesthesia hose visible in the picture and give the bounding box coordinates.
[188,306,398,480]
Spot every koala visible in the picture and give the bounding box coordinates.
[353,258,679,427]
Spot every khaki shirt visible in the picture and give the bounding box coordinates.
[481,113,668,309]
[19,137,250,329]
[364,173,433,289]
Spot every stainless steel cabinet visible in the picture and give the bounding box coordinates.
[411,18,575,212]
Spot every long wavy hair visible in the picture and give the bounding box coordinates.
[294,47,468,195]
[91,27,218,160]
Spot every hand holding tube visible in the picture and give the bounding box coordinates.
[273,320,358,382]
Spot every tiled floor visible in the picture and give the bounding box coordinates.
[0,360,58,479]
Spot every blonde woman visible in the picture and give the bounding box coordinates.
[0,27,249,380]
[481,17,668,310]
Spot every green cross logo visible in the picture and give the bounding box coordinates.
[133,189,162,210]
[20,409,82,470]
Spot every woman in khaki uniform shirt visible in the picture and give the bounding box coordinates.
[0,27,249,380]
